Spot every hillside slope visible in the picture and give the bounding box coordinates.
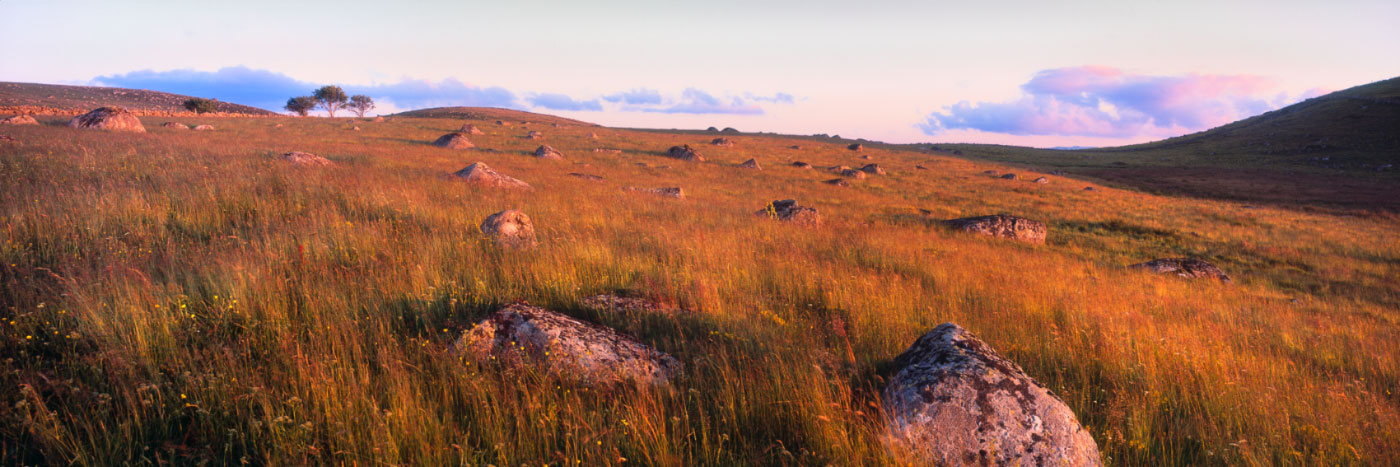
[392,106,598,127]
[0,81,274,115]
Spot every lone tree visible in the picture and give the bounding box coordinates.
[284,96,317,117]
[313,85,349,118]
[346,95,375,118]
[183,97,218,114]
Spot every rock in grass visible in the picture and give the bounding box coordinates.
[534,145,565,160]
[840,168,868,179]
[162,122,189,129]
[583,294,685,315]
[740,158,761,169]
[433,132,475,149]
[455,303,682,386]
[792,161,812,169]
[452,162,532,190]
[1130,258,1232,283]
[67,107,145,132]
[1,115,39,125]
[623,186,684,199]
[860,163,886,175]
[823,178,850,187]
[193,124,215,131]
[756,199,821,225]
[915,165,928,170]
[495,120,511,127]
[1033,176,1049,184]
[1000,173,1018,180]
[373,116,385,122]
[568,172,604,181]
[280,151,332,166]
[848,143,863,151]
[711,137,735,147]
[480,209,537,249]
[526,130,543,139]
[942,215,1047,244]
[460,124,485,135]
[884,323,1102,466]
[666,145,705,161]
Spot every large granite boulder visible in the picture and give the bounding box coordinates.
[666,145,705,161]
[942,215,1047,244]
[67,107,145,132]
[433,132,475,149]
[480,209,537,249]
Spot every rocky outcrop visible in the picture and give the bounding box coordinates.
[280,151,332,166]
[666,145,705,161]
[461,124,485,135]
[739,158,760,169]
[534,145,565,160]
[1130,258,1232,283]
[67,107,145,132]
[1,115,39,125]
[454,304,681,386]
[884,323,1102,466]
[756,199,821,225]
[452,162,532,190]
[433,132,475,149]
[623,186,684,199]
[480,209,537,249]
[942,215,1047,244]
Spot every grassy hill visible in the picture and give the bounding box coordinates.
[392,106,599,127]
[914,77,1400,211]
[0,82,274,115]
[1,112,1396,464]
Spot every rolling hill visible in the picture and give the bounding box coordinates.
[0,81,275,115]
[392,106,599,127]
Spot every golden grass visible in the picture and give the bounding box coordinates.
[1,114,1397,465]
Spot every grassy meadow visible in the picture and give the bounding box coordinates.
[1,114,1397,465]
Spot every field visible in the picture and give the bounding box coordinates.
[1,113,1398,465]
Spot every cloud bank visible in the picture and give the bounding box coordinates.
[91,66,792,116]
[919,66,1321,138]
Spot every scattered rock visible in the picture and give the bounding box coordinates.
[67,107,145,133]
[840,169,868,179]
[788,145,802,150]
[1083,186,1096,191]
[351,126,361,131]
[568,172,604,181]
[623,186,684,199]
[823,178,850,187]
[711,137,734,147]
[583,294,685,315]
[666,145,705,161]
[373,116,385,122]
[480,209,538,248]
[587,132,599,139]
[792,161,812,169]
[433,132,476,149]
[495,120,511,126]
[915,165,928,170]
[756,199,821,225]
[884,323,1102,465]
[452,162,532,190]
[1000,173,1017,180]
[1032,177,1049,184]
[193,124,215,131]
[859,163,886,175]
[847,143,863,151]
[860,155,872,160]
[942,215,1047,244]
[461,124,485,135]
[1,115,39,125]
[454,303,681,386]
[161,122,189,129]
[534,145,565,160]
[1129,258,1232,283]
[526,131,544,139]
[739,158,761,169]
[829,165,852,173]
[280,151,332,166]
[274,123,284,128]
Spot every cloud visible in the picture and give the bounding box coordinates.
[93,66,518,114]
[919,66,1315,138]
[602,88,663,105]
[640,88,765,115]
[527,93,603,111]
[745,92,796,104]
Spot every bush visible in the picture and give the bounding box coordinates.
[183,98,218,114]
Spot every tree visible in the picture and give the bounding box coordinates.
[284,96,316,117]
[346,95,375,118]
[312,85,349,118]
[183,97,218,114]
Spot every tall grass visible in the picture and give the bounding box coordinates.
[1,115,1396,464]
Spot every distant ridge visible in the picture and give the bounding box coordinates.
[0,82,274,116]
[392,106,599,127]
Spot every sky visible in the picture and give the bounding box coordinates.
[2,0,1397,146]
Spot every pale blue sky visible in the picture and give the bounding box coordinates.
[2,0,1397,145]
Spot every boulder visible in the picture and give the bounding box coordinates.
[915,165,928,170]
[739,158,761,169]
[829,165,852,173]
[860,163,886,175]
[480,209,538,248]
[1,115,39,125]
[983,170,999,175]
[495,120,511,127]
[1033,177,1049,184]
[280,151,332,166]
[162,122,189,129]
[352,126,361,131]
[193,124,215,131]
[623,186,684,199]
[526,130,543,139]
[587,132,599,139]
[942,215,1047,244]
[840,169,868,179]
[373,116,385,122]
[583,294,684,315]
[67,107,145,132]
[756,199,821,225]
[824,178,850,187]
[711,137,734,147]
[884,323,1102,465]
[666,145,705,161]
[1083,186,1096,191]
[454,303,681,386]
[788,145,802,150]
[534,145,565,160]
[452,162,532,190]
[1129,258,1231,283]
[792,161,812,169]
[1000,173,1017,180]
[847,143,863,151]
[461,124,485,135]
[433,132,475,149]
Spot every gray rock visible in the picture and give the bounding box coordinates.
[1000,173,1018,180]
[791,161,812,169]
[460,124,485,135]
[711,137,735,147]
[757,199,820,225]
[740,158,761,169]
[433,132,475,149]
[583,294,685,315]
[193,124,215,131]
[1129,258,1231,283]
[480,209,537,249]
[162,122,189,129]
[666,145,705,161]
[623,186,684,199]
[534,145,565,160]
[860,163,886,175]
[0,115,38,125]
[67,107,145,133]
[824,178,850,187]
[1033,177,1049,184]
[942,215,1047,244]
[452,162,532,190]
[455,303,681,386]
[884,323,1102,466]
[280,151,332,166]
